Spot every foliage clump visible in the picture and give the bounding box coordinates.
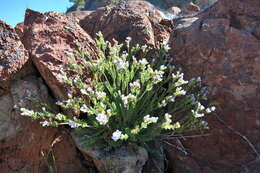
[20,33,215,150]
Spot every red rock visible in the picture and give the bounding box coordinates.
[80,5,156,46]
[22,9,98,101]
[168,6,182,15]
[0,77,95,173]
[168,0,260,172]
[185,2,200,12]
[80,5,172,47]
[67,10,94,21]
[0,20,29,90]
[14,22,24,39]
[125,0,163,23]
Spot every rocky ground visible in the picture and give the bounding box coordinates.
[0,0,259,173]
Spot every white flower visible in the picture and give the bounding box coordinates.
[166,96,175,102]
[20,108,34,116]
[192,110,204,118]
[172,71,183,79]
[67,93,73,98]
[164,44,170,51]
[80,89,88,95]
[211,106,216,111]
[112,130,122,141]
[80,104,90,113]
[56,101,63,105]
[96,91,106,99]
[197,102,205,111]
[68,120,80,128]
[114,59,129,70]
[141,45,148,52]
[164,113,172,123]
[87,87,94,94]
[126,37,132,41]
[160,65,167,71]
[177,76,188,85]
[139,58,148,65]
[153,74,163,83]
[161,100,167,107]
[130,80,141,89]
[176,87,186,95]
[206,106,216,113]
[144,114,158,123]
[40,120,49,127]
[96,113,108,125]
[56,113,63,120]
[121,94,136,107]
[121,94,128,106]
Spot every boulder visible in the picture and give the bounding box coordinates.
[80,5,172,47]
[73,133,148,173]
[168,0,260,172]
[125,0,164,23]
[0,76,96,173]
[67,10,94,21]
[80,5,156,46]
[22,9,98,101]
[168,6,182,15]
[0,20,29,90]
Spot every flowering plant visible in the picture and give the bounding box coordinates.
[20,33,215,150]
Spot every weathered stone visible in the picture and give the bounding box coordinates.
[0,20,29,90]
[0,76,95,173]
[22,9,98,101]
[168,6,182,15]
[185,2,200,12]
[0,94,16,140]
[80,5,155,46]
[73,134,148,173]
[195,0,218,9]
[80,5,172,47]
[14,22,24,39]
[143,141,165,173]
[67,10,94,21]
[168,0,260,172]
[125,0,163,23]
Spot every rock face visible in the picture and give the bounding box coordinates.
[22,9,98,101]
[0,77,95,173]
[80,5,172,47]
[0,20,29,90]
[169,0,260,172]
[80,5,156,46]
[73,134,148,173]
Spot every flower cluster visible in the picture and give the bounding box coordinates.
[20,33,215,150]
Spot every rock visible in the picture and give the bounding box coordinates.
[22,9,98,101]
[14,22,24,39]
[185,2,201,12]
[142,141,165,173]
[67,10,94,21]
[183,2,201,15]
[80,5,155,46]
[0,94,16,140]
[0,76,95,173]
[125,0,163,23]
[80,5,172,47]
[169,0,260,172]
[73,134,148,173]
[168,6,182,15]
[0,20,29,90]
[195,0,218,9]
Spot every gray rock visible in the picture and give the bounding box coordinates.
[73,134,148,173]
